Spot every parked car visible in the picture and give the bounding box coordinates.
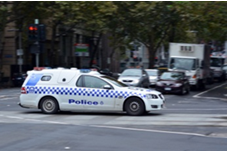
[99,68,113,77]
[118,68,150,88]
[12,73,27,87]
[145,69,159,86]
[222,64,227,80]
[155,71,190,95]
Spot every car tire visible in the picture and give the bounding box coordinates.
[40,97,59,114]
[180,86,187,95]
[125,98,145,116]
[186,85,190,94]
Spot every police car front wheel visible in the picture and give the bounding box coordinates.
[40,97,59,114]
[125,98,145,116]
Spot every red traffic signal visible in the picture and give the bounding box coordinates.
[28,24,39,41]
[28,24,45,41]
[29,26,38,31]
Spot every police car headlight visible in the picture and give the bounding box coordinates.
[174,83,182,87]
[146,94,158,99]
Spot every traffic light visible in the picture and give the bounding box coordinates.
[28,24,39,41]
[28,24,46,41]
[38,24,46,41]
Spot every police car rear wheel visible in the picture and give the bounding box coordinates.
[40,97,59,114]
[125,98,145,116]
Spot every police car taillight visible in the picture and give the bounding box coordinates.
[21,87,27,94]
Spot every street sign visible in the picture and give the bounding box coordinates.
[107,58,111,64]
[74,43,89,56]
[17,49,23,56]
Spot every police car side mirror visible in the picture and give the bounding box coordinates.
[103,85,112,90]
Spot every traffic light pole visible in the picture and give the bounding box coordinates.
[36,53,39,67]
[35,41,39,67]
[29,19,46,68]
[35,19,39,67]
[19,30,22,74]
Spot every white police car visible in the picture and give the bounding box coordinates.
[19,68,165,116]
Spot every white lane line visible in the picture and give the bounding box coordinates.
[164,108,227,111]
[6,116,24,119]
[0,114,226,138]
[90,125,226,139]
[193,83,227,101]
[0,115,68,125]
[1,97,17,100]
[24,119,68,125]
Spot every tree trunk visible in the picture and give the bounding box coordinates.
[148,46,156,69]
[89,33,102,67]
[0,31,3,71]
[50,23,58,67]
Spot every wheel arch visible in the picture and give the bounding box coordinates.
[38,95,59,110]
[122,96,145,111]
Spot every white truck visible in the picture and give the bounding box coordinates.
[168,43,211,90]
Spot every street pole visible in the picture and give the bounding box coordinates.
[36,52,39,67]
[35,19,39,67]
[8,29,23,74]
[34,41,39,67]
[19,30,22,74]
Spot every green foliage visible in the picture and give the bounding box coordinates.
[0,1,226,67]
[0,2,10,31]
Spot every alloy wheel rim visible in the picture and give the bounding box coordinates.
[44,100,55,111]
[129,101,140,111]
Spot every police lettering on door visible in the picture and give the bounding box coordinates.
[69,99,104,105]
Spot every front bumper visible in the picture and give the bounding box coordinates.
[121,81,138,87]
[149,79,157,85]
[155,86,183,94]
[213,72,223,78]
[144,94,165,111]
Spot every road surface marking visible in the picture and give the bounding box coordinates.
[193,83,227,101]
[89,125,226,139]
[164,108,227,111]
[0,113,226,138]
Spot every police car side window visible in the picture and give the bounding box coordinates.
[76,76,83,87]
[41,75,51,81]
[84,76,109,89]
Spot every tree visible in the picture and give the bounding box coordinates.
[180,1,227,43]
[50,1,118,67]
[4,1,226,69]
[112,1,182,68]
[111,1,227,68]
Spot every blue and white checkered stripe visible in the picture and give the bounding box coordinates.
[25,86,146,99]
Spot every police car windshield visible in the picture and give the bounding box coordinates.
[101,76,127,87]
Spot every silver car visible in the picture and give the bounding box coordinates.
[145,69,159,86]
[118,68,150,88]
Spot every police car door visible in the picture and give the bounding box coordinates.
[81,75,115,110]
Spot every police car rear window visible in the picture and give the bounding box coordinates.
[41,75,51,81]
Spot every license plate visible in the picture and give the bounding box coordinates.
[165,87,171,91]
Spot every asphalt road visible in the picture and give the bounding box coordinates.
[0,81,226,151]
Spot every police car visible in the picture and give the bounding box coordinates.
[19,68,165,116]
